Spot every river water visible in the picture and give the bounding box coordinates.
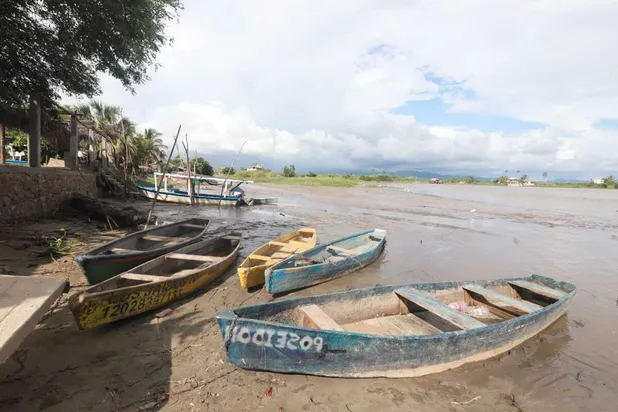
[151,182,618,410]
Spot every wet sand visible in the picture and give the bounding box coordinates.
[1,183,617,411]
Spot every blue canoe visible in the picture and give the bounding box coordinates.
[217,275,575,378]
[264,228,387,294]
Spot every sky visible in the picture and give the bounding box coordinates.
[63,0,618,178]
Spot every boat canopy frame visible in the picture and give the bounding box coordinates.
[153,172,254,196]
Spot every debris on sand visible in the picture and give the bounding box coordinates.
[155,308,173,318]
[65,193,154,227]
[450,395,480,405]
[264,386,273,398]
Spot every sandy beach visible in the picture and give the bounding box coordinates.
[1,183,617,412]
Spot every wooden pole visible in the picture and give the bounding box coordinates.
[69,115,78,169]
[28,92,41,167]
[120,111,128,199]
[144,125,182,229]
[182,134,194,206]
[0,122,5,165]
[219,140,247,207]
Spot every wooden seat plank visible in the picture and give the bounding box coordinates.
[395,287,485,330]
[326,246,353,255]
[463,284,542,314]
[165,253,223,263]
[142,235,186,243]
[343,314,441,336]
[269,241,289,247]
[111,247,140,254]
[508,280,568,301]
[111,247,142,254]
[250,255,272,261]
[300,305,344,331]
[121,273,165,282]
[270,252,292,260]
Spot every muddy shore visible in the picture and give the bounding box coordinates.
[1,183,617,411]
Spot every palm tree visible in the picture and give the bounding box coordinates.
[132,128,167,171]
[75,100,123,165]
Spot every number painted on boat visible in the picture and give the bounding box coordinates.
[78,277,198,328]
[224,326,323,352]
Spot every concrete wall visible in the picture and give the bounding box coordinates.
[0,166,96,223]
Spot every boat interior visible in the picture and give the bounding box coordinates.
[252,279,569,336]
[91,234,241,292]
[242,228,316,267]
[279,229,386,268]
[100,219,208,255]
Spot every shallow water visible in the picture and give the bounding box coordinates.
[149,183,618,410]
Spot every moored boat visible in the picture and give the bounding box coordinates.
[265,228,386,294]
[237,228,317,288]
[136,184,240,206]
[69,232,242,329]
[136,173,278,207]
[74,218,210,285]
[217,275,575,378]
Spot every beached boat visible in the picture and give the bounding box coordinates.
[137,184,240,206]
[238,228,317,288]
[265,229,386,294]
[69,233,242,329]
[217,275,575,378]
[136,173,278,207]
[74,218,210,285]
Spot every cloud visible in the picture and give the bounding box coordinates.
[63,0,618,177]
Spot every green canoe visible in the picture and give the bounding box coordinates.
[74,218,210,284]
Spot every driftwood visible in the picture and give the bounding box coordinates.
[66,193,155,227]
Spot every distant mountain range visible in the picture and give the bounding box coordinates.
[305,167,591,183]
[207,154,592,184]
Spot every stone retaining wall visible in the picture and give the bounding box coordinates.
[0,166,96,223]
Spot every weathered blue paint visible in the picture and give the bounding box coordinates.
[264,228,386,294]
[216,275,576,378]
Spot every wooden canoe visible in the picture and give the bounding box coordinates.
[265,228,386,294]
[217,275,575,378]
[69,232,241,329]
[237,228,317,288]
[74,218,210,285]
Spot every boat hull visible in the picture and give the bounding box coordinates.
[76,252,161,285]
[265,229,386,294]
[238,228,317,288]
[137,184,240,206]
[217,275,575,378]
[74,218,210,285]
[70,235,240,329]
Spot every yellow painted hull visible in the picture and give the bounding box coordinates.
[238,228,317,288]
[69,236,241,329]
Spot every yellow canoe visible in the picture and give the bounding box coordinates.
[238,228,317,288]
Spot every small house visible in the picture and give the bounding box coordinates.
[506,177,523,187]
[593,178,605,185]
[429,178,442,184]
[247,162,263,171]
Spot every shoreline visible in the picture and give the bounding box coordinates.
[0,185,615,411]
